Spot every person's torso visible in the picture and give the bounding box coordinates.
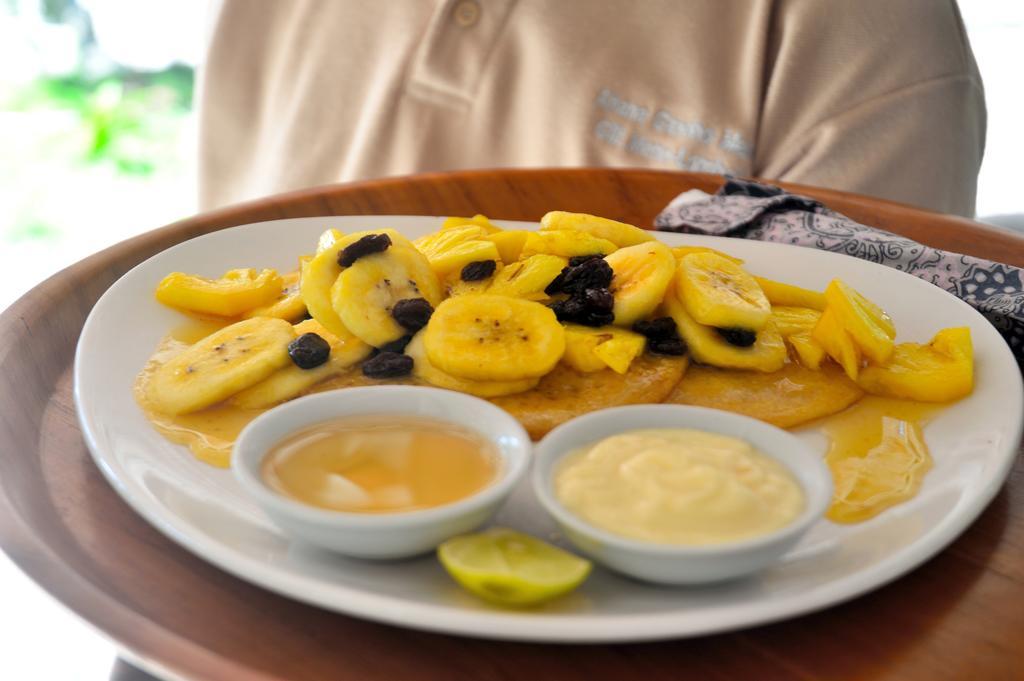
[200,0,772,208]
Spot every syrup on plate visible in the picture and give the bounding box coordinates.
[816,396,942,523]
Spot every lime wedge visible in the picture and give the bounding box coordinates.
[438,528,591,606]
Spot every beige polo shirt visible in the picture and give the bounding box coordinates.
[198,0,985,216]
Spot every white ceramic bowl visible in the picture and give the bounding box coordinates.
[233,386,531,559]
[533,405,832,584]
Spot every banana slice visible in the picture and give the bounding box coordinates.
[337,228,415,251]
[540,211,654,247]
[302,229,416,338]
[406,333,539,397]
[677,252,770,331]
[423,295,565,381]
[603,241,675,327]
[443,267,497,298]
[230,319,372,408]
[331,245,442,347]
[147,317,295,415]
[663,289,786,372]
[230,354,338,409]
[302,239,352,337]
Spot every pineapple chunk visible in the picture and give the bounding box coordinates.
[519,230,616,259]
[243,270,306,321]
[774,306,827,369]
[487,254,567,300]
[486,230,530,263]
[787,331,827,369]
[540,211,654,247]
[429,240,500,278]
[812,307,862,380]
[414,226,499,277]
[671,246,744,265]
[562,325,646,375]
[593,332,647,374]
[562,327,610,373]
[770,306,821,336]
[754,276,826,311]
[415,226,486,251]
[415,225,480,249]
[441,214,501,234]
[155,268,283,317]
[857,327,973,402]
[316,228,344,253]
[824,280,896,364]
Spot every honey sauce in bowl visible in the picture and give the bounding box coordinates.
[260,414,499,513]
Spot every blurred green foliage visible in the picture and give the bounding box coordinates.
[6,221,62,244]
[2,61,194,247]
[5,64,193,177]
[0,1,198,308]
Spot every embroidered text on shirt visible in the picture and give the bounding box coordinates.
[595,88,650,124]
[591,87,745,174]
[652,109,716,146]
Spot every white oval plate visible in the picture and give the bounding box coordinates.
[75,216,1023,643]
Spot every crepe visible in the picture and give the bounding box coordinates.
[489,355,689,440]
[664,361,863,429]
[320,352,862,437]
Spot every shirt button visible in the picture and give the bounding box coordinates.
[453,0,481,27]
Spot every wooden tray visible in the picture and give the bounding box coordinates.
[2,169,1023,681]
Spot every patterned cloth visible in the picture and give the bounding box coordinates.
[654,178,1024,363]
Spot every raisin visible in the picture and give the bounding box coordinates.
[391,298,434,332]
[338,233,391,267]
[378,334,413,354]
[633,317,687,355]
[550,297,585,322]
[632,317,678,340]
[550,293,614,327]
[361,352,413,378]
[561,257,613,295]
[649,337,688,356]
[287,333,331,369]
[582,287,614,312]
[717,327,757,347]
[461,259,497,281]
[569,254,604,267]
[577,309,615,327]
